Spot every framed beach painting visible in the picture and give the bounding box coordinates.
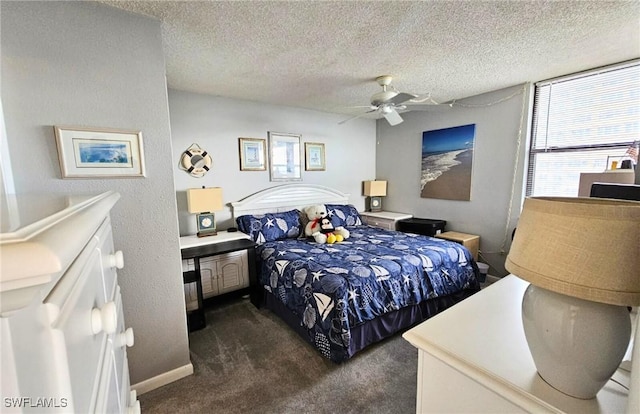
[54,126,145,178]
[238,137,266,171]
[420,124,476,201]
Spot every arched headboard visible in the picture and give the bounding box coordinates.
[231,184,350,219]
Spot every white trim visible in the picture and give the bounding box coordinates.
[131,363,194,395]
[231,184,350,219]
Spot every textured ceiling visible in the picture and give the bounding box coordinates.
[101,1,640,117]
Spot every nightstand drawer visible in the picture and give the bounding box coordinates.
[362,216,395,230]
[359,211,413,230]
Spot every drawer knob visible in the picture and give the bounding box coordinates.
[109,251,125,269]
[117,327,135,348]
[91,301,118,335]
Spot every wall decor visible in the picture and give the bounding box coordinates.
[268,131,301,181]
[54,126,145,178]
[238,138,266,171]
[305,142,325,171]
[179,143,212,178]
[421,124,476,201]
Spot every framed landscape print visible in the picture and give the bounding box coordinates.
[305,142,325,171]
[268,131,301,181]
[420,124,476,201]
[238,138,266,171]
[54,126,145,178]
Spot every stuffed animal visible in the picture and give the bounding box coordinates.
[303,204,350,244]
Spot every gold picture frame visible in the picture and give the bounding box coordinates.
[238,138,266,171]
[305,142,325,171]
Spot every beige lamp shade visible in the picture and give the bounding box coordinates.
[505,197,640,306]
[186,187,223,213]
[363,180,387,197]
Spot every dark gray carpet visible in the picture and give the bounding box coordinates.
[140,296,418,413]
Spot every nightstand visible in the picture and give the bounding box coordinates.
[180,231,259,327]
[359,211,413,230]
[435,231,479,261]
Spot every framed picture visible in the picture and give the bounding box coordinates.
[54,126,145,178]
[238,138,266,171]
[268,131,301,181]
[420,124,476,201]
[305,142,325,171]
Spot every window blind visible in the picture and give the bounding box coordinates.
[527,61,640,196]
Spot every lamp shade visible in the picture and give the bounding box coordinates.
[505,197,640,306]
[363,180,387,197]
[186,187,223,213]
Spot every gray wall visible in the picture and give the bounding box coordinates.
[1,1,190,384]
[376,85,531,276]
[168,90,377,235]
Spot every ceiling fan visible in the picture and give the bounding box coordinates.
[340,75,436,126]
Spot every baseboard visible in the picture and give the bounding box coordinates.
[131,363,194,395]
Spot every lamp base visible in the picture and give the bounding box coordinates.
[196,230,218,238]
[367,196,383,212]
[522,284,631,399]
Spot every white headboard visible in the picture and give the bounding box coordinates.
[231,184,350,219]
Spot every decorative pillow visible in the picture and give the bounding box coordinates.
[236,210,301,243]
[325,204,362,227]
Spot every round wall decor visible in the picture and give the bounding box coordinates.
[179,143,212,178]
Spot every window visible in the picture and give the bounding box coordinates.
[527,61,639,196]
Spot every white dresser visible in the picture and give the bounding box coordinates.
[403,275,631,413]
[0,191,139,413]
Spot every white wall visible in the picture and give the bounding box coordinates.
[1,1,190,384]
[376,84,531,276]
[168,90,377,235]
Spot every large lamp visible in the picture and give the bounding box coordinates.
[187,187,223,237]
[363,180,387,212]
[505,197,640,399]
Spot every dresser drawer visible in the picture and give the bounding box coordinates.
[94,217,121,302]
[45,235,110,413]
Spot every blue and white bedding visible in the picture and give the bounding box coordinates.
[252,223,480,362]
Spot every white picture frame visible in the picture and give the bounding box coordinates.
[268,131,301,181]
[54,126,145,178]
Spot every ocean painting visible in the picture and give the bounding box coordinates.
[421,124,476,201]
[75,139,132,168]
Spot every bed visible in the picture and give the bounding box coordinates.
[231,184,481,362]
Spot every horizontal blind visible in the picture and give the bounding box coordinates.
[527,61,640,196]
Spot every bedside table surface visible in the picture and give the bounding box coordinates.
[180,230,250,250]
[359,211,412,221]
[435,231,478,242]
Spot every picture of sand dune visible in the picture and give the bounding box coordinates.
[421,124,475,201]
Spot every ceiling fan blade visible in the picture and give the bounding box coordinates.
[383,108,404,126]
[338,108,377,125]
[388,92,418,105]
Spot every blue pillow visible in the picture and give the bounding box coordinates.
[325,204,362,227]
[236,210,301,243]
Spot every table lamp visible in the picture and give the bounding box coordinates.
[505,196,640,399]
[363,180,387,212]
[187,186,223,237]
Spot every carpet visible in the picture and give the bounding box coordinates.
[139,296,418,413]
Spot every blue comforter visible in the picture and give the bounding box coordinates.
[257,225,479,361]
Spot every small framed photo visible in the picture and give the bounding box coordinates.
[54,126,145,178]
[268,132,302,181]
[238,138,266,171]
[305,142,325,171]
